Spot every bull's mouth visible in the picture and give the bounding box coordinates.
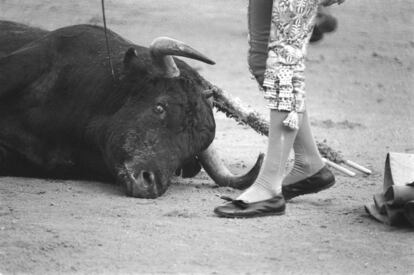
[119,164,170,199]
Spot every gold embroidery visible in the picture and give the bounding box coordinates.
[263,0,318,118]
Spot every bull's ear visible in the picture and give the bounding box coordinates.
[123,47,139,71]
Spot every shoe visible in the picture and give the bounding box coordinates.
[282,166,335,201]
[317,13,338,34]
[214,195,286,218]
[310,26,324,43]
[310,12,338,43]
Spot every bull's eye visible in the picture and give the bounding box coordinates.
[154,103,166,114]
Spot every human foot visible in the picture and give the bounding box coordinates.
[214,194,286,218]
[282,166,335,200]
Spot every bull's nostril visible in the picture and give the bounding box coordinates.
[142,171,150,182]
[142,171,155,184]
[130,170,155,185]
[124,168,166,197]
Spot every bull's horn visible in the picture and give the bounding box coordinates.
[150,37,215,78]
[198,142,264,190]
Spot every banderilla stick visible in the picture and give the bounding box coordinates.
[344,160,372,175]
[322,158,356,177]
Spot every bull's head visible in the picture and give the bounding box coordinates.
[102,37,262,198]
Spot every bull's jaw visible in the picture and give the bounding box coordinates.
[117,161,171,199]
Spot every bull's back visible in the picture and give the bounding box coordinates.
[0,23,147,137]
[0,21,48,57]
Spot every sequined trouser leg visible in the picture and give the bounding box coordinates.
[249,0,319,130]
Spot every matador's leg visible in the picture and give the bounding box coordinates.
[214,0,342,215]
[262,0,319,130]
[236,0,320,203]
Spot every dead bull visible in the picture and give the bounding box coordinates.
[0,21,263,198]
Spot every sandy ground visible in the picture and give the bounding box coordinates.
[1,0,413,274]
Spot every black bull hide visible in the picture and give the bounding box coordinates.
[0,21,263,198]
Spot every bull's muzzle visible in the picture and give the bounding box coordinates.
[121,166,168,198]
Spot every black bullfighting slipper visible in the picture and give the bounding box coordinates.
[214,195,286,218]
[282,166,335,201]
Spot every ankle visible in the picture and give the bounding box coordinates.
[237,179,281,203]
[283,160,325,185]
[294,156,324,174]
